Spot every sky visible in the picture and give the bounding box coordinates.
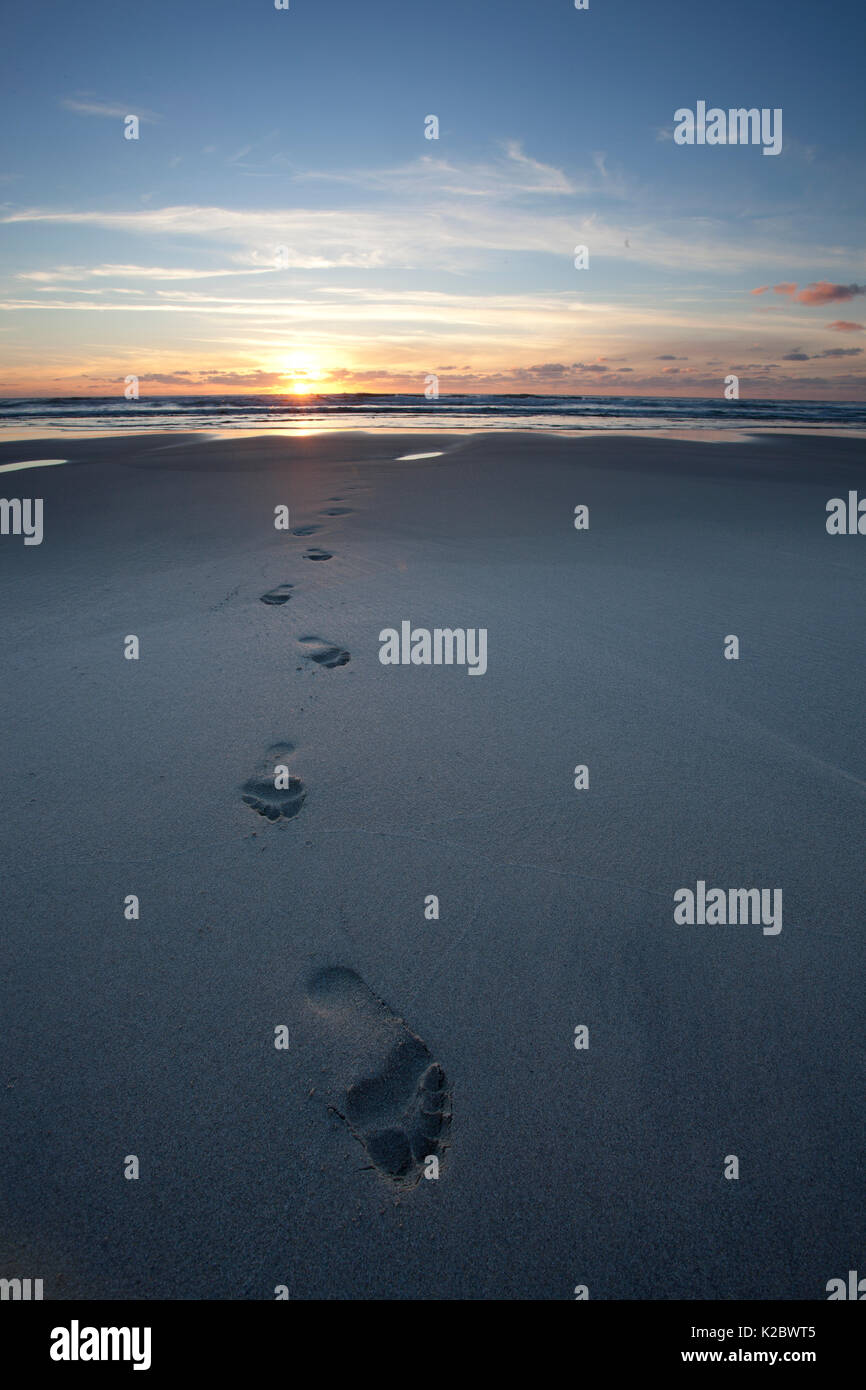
[0,0,864,399]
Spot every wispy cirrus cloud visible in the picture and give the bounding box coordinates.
[2,200,848,277]
[61,96,163,123]
[0,286,699,333]
[17,264,274,283]
[501,142,576,194]
[4,141,861,282]
[293,145,582,198]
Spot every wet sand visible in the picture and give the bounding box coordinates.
[1,429,864,1299]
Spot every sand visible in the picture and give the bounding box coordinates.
[1,429,864,1300]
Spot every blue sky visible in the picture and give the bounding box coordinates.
[1,0,864,396]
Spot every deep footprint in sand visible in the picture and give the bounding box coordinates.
[303,547,333,561]
[241,742,306,821]
[260,583,294,605]
[299,635,350,669]
[307,966,451,1187]
[292,524,322,537]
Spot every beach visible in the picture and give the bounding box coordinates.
[1,428,864,1300]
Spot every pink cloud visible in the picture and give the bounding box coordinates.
[750,286,769,295]
[772,283,798,296]
[795,281,866,306]
[827,320,864,332]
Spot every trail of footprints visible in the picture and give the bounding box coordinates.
[259,501,348,647]
[246,490,449,1185]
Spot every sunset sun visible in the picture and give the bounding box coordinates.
[276,352,324,394]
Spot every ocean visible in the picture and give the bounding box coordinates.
[1,393,864,438]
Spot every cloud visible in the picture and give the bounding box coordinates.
[88,368,287,388]
[196,370,286,386]
[62,97,162,123]
[77,361,641,393]
[298,146,581,199]
[18,264,273,283]
[501,142,575,194]
[827,320,864,332]
[2,198,810,277]
[795,280,866,306]
[0,285,701,341]
[131,372,197,385]
[782,346,862,361]
[12,355,864,400]
[7,137,856,280]
[753,282,866,306]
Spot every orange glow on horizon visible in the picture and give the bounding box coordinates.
[274,351,325,395]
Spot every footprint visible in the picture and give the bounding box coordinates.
[299,636,350,669]
[303,547,333,561]
[241,742,306,821]
[306,966,450,1187]
[260,583,294,605]
[320,507,353,517]
[292,525,322,537]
